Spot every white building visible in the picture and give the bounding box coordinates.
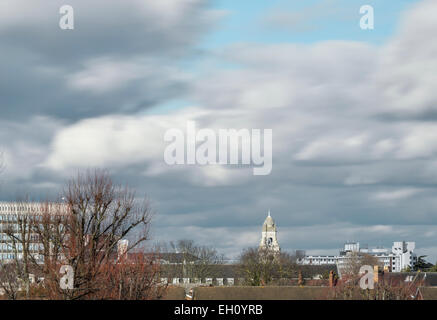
[0,202,66,262]
[298,241,417,273]
[259,210,280,252]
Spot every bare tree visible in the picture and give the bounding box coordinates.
[329,274,424,300]
[238,247,297,286]
[28,169,154,300]
[341,252,382,278]
[0,169,161,300]
[97,251,166,300]
[165,240,225,280]
[0,262,21,300]
[2,200,42,299]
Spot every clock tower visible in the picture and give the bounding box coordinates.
[259,210,280,252]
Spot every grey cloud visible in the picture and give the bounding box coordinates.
[1,0,437,261]
[0,0,215,61]
[0,0,217,121]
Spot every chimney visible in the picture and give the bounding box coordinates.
[298,271,304,286]
[329,271,334,287]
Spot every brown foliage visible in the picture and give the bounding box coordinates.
[328,272,424,300]
[93,252,166,300]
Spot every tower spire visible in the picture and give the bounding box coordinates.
[259,209,280,253]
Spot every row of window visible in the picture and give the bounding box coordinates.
[0,215,49,221]
[0,253,16,260]
[0,214,20,221]
[0,235,40,241]
[0,207,44,213]
[0,243,42,251]
[0,204,68,214]
[0,253,42,260]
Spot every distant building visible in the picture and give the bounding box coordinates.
[295,250,306,259]
[297,241,417,272]
[0,202,68,262]
[0,201,126,263]
[259,210,280,253]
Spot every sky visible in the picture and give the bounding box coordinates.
[1,0,437,261]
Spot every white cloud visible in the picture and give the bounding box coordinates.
[377,0,437,116]
[344,175,378,186]
[45,113,179,170]
[396,125,437,159]
[66,56,188,98]
[41,0,437,193]
[67,58,148,93]
[372,188,422,201]
[44,107,253,186]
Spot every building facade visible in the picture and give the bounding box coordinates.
[0,202,66,262]
[298,241,417,273]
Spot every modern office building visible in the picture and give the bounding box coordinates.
[0,202,66,261]
[298,241,417,272]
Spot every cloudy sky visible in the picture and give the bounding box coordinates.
[1,0,437,261]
